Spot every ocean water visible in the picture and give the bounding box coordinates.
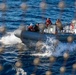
[0,0,76,75]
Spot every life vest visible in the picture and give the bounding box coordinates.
[46,19,52,27]
[56,20,62,26]
[28,26,34,31]
[70,23,74,29]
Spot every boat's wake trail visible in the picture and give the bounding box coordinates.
[1,30,76,57]
[31,36,76,57]
[0,31,22,46]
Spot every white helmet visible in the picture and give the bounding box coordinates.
[30,23,33,26]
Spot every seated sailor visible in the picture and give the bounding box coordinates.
[34,23,39,32]
[70,20,76,33]
[70,20,75,30]
[45,18,52,27]
[28,23,34,31]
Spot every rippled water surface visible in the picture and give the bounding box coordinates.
[0,0,76,75]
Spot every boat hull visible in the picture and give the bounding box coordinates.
[17,31,76,43]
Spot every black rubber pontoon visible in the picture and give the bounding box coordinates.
[14,29,76,43]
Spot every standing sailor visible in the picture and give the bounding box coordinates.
[70,20,76,33]
[55,19,63,33]
[46,18,52,27]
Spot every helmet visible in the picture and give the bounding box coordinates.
[30,23,33,26]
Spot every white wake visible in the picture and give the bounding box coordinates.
[31,36,76,57]
[0,31,22,46]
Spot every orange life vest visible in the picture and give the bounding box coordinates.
[46,19,52,27]
[28,26,34,31]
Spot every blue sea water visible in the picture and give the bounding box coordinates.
[0,0,76,75]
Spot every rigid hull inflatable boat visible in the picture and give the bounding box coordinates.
[14,23,76,42]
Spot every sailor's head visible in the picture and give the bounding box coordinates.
[30,23,33,26]
[56,19,61,24]
[47,18,50,20]
[36,23,39,26]
[57,19,60,22]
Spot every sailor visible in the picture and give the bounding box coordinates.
[46,18,52,27]
[55,19,63,32]
[70,22,74,30]
[34,23,39,32]
[28,23,34,31]
[70,20,75,33]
